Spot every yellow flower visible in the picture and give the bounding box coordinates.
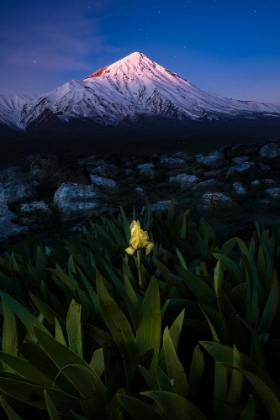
[125,220,154,255]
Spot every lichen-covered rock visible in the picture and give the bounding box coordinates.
[137,163,155,178]
[0,167,38,205]
[20,201,51,214]
[89,175,116,188]
[266,188,280,199]
[203,169,222,178]
[141,200,176,214]
[199,192,237,210]
[232,156,250,163]
[158,155,186,169]
[196,151,225,167]
[227,162,255,176]
[54,183,108,221]
[0,203,17,222]
[169,174,199,189]
[91,160,120,178]
[0,219,29,244]
[192,179,225,191]
[0,204,28,243]
[259,143,280,159]
[232,182,247,195]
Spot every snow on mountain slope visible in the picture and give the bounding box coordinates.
[1,52,280,131]
[0,94,38,130]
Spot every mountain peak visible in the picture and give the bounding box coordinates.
[84,52,156,80]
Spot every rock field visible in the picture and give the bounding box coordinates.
[1,141,280,246]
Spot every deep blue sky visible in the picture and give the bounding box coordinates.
[1,0,279,104]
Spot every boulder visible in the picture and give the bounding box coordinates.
[196,151,225,167]
[259,143,280,159]
[0,203,17,222]
[266,188,280,199]
[53,183,108,221]
[227,162,255,176]
[91,160,120,178]
[137,163,155,178]
[0,203,28,243]
[199,192,237,211]
[141,200,176,214]
[0,167,38,205]
[158,155,186,169]
[169,174,199,190]
[89,175,116,188]
[203,169,222,178]
[232,156,250,163]
[232,182,247,195]
[192,179,225,191]
[20,201,51,215]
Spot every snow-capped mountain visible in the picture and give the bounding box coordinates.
[1,52,280,132]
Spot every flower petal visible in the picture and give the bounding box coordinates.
[125,246,136,255]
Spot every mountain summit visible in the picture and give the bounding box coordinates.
[1,52,280,132]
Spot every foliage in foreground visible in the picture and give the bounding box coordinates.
[0,201,280,419]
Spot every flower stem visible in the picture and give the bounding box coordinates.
[137,249,143,288]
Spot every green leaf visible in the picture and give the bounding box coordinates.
[136,277,161,371]
[156,365,176,393]
[169,309,185,353]
[230,284,247,313]
[142,390,207,420]
[0,378,82,415]
[89,348,104,377]
[119,206,131,243]
[55,318,67,346]
[213,259,224,299]
[29,292,65,328]
[163,327,188,397]
[106,219,128,250]
[96,270,139,380]
[199,307,227,419]
[212,253,241,286]
[239,395,255,420]
[139,365,159,390]
[0,291,50,337]
[225,345,243,419]
[233,368,280,420]
[118,394,165,420]
[44,390,63,420]
[83,324,116,350]
[176,248,189,271]
[188,345,204,404]
[199,341,280,400]
[66,300,83,357]
[258,270,279,335]
[175,266,217,308]
[123,274,140,330]
[1,295,17,372]
[218,237,237,256]
[0,352,54,388]
[0,395,23,420]
[33,325,106,413]
[36,246,47,283]
[166,199,176,227]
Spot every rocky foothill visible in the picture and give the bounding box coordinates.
[1,141,280,245]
